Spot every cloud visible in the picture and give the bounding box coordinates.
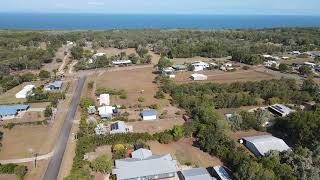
[88,1,105,6]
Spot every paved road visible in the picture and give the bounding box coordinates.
[43,75,87,180]
[0,152,54,164]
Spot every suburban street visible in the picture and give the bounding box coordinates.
[43,75,87,180]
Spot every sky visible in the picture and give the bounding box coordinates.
[1,0,320,15]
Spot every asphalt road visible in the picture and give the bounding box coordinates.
[43,75,86,180]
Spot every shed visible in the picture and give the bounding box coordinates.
[44,81,63,91]
[191,73,208,81]
[242,135,290,157]
[112,60,132,65]
[98,106,115,118]
[95,123,107,135]
[268,104,295,117]
[212,166,231,180]
[110,121,132,134]
[15,85,34,99]
[180,168,216,180]
[99,94,110,106]
[141,109,157,121]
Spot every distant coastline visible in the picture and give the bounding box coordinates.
[1,13,320,30]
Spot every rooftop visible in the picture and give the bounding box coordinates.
[213,166,231,180]
[243,135,290,156]
[131,148,153,160]
[45,81,63,88]
[181,168,216,180]
[113,151,177,180]
[269,104,295,116]
[0,104,29,116]
[142,109,157,116]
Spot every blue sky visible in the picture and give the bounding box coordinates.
[1,0,320,15]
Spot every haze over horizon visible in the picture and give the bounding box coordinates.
[1,0,320,15]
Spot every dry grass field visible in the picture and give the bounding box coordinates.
[174,68,277,84]
[148,139,222,168]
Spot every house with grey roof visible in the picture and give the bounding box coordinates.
[268,104,295,117]
[180,168,216,180]
[0,104,29,120]
[44,81,63,91]
[242,135,290,157]
[112,149,177,180]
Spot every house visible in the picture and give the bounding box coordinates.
[44,81,63,91]
[191,61,209,71]
[99,94,110,106]
[87,106,96,114]
[282,56,289,60]
[191,73,208,81]
[95,123,107,135]
[110,121,132,134]
[268,104,295,117]
[15,85,35,99]
[98,106,115,118]
[180,168,216,180]
[242,135,290,157]
[212,166,231,180]
[112,149,177,180]
[172,64,188,71]
[112,60,132,66]
[141,109,157,121]
[0,104,30,120]
[304,62,316,69]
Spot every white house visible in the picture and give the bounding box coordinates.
[191,73,208,81]
[15,85,35,99]
[110,121,132,134]
[98,106,115,118]
[99,94,110,106]
[95,123,108,135]
[192,61,209,71]
[141,109,157,121]
[0,104,30,120]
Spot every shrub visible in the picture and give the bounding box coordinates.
[3,123,15,130]
[154,90,165,99]
[138,97,145,103]
[154,132,174,144]
[149,104,160,110]
[14,165,27,180]
[90,155,113,173]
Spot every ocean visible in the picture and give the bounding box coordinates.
[0,13,320,30]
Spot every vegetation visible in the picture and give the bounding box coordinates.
[95,87,127,99]
[0,164,27,180]
[90,155,113,174]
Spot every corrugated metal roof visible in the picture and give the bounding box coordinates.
[113,153,176,180]
[243,135,290,156]
[45,81,63,89]
[269,104,295,116]
[142,109,157,116]
[131,148,153,159]
[213,166,231,180]
[181,168,216,180]
[0,104,29,116]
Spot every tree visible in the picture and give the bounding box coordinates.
[71,46,84,60]
[228,113,243,131]
[39,70,50,79]
[298,65,312,75]
[90,155,113,173]
[14,165,27,180]
[44,105,53,118]
[171,125,185,141]
[255,108,271,127]
[156,56,173,72]
[279,63,289,72]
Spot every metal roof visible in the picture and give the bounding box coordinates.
[269,104,295,116]
[213,166,231,180]
[111,121,127,133]
[181,168,216,180]
[45,81,63,89]
[243,135,290,156]
[131,148,153,160]
[113,153,177,180]
[0,104,29,116]
[142,109,157,116]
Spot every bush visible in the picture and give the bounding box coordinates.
[154,90,165,99]
[56,58,63,63]
[3,123,15,130]
[149,104,160,110]
[138,97,145,103]
[242,66,250,70]
[154,132,174,144]
[39,70,50,79]
[90,155,113,173]
[14,165,27,180]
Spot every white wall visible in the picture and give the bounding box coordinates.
[143,115,157,121]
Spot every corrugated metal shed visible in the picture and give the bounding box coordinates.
[243,135,290,157]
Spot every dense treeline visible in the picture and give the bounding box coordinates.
[161,78,312,109]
